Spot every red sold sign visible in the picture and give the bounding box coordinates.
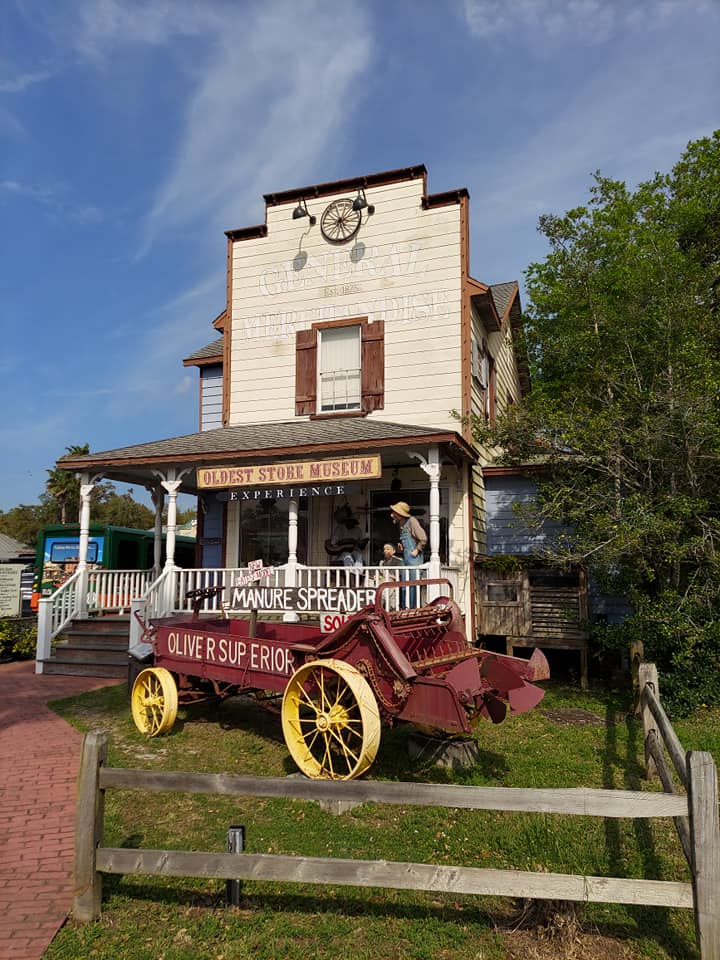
[320,613,350,633]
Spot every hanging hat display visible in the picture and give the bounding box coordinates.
[334,503,356,524]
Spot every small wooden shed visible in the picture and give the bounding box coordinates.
[475,562,590,690]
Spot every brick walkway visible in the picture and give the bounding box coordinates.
[0,661,118,960]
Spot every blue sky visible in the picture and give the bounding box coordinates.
[1,0,718,513]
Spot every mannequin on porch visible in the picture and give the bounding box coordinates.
[390,501,427,607]
[325,503,369,568]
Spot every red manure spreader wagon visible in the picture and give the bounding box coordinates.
[130,580,549,780]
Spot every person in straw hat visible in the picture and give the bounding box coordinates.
[389,501,427,607]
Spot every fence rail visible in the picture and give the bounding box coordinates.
[74,707,720,956]
[638,663,720,957]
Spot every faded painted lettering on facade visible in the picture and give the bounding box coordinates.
[237,291,451,342]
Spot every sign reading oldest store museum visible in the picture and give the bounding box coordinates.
[197,455,381,490]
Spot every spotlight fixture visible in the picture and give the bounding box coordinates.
[291,198,316,225]
[390,468,402,492]
[352,187,375,216]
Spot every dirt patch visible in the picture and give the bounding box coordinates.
[542,707,605,726]
[503,929,639,959]
[501,900,640,959]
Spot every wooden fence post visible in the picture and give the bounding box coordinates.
[629,638,644,715]
[72,730,108,922]
[687,751,720,960]
[638,662,659,779]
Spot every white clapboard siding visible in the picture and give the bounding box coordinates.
[228,175,464,427]
[200,365,223,431]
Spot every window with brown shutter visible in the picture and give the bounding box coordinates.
[295,326,317,415]
[361,319,384,412]
[294,317,384,418]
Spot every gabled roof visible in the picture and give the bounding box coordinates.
[489,282,518,319]
[0,533,33,561]
[183,337,224,366]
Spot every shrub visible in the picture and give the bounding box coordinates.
[0,618,36,660]
[591,592,720,715]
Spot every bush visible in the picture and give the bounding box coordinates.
[0,618,36,660]
[591,592,720,715]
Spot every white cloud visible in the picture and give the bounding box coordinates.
[0,69,52,93]
[0,177,102,223]
[0,104,26,139]
[137,0,372,253]
[65,0,218,61]
[461,0,717,42]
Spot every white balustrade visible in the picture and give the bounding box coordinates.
[37,563,464,671]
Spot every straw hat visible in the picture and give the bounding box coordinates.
[389,501,411,518]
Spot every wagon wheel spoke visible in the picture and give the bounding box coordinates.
[282,659,381,780]
[327,726,361,765]
[131,667,178,738]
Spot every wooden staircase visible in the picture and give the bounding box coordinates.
[41,616,130,679]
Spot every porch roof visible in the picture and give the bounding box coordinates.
[58,420,475,492]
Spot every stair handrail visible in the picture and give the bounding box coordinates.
[35,569,84,673]
[129,567,175,651]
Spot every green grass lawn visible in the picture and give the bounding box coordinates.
[45,679,717,960]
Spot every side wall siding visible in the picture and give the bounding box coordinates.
[200,365,223,431]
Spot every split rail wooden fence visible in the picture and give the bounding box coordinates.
[74,666,720,958]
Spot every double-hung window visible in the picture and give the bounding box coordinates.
[318,325,361,412]
[295,317,384,417]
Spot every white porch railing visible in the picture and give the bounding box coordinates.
[37,563,464,669]
[131,564,461,624]
[35,568,155,673]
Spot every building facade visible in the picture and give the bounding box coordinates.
[56,165,529,639]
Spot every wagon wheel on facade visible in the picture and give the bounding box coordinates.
[131,667,179,736]
[281,659,381,780]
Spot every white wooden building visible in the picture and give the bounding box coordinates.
[37,165,530,671]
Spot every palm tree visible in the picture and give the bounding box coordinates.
[45,444,90,524]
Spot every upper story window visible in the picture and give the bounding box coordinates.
[319,325,361,412]
[472,337,496,423]
[295,317,384,417]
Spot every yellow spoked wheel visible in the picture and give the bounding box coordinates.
[282,659,381,780]
[131,667,178,737]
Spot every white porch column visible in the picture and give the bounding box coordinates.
[161,474,182,570]
[150,485,165,573]
[152,467,190,572]
[76,473,97,616]
[283,498,299,622]
[410,445,442,580]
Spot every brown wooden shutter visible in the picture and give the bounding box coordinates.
[295,327,317,415]
[488,355,497,423]
[361,319,384,412]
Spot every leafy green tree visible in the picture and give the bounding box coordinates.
[0,499,57,548]
[472,131,720,711]
[45,444,90,524]
[93,490,154,529]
